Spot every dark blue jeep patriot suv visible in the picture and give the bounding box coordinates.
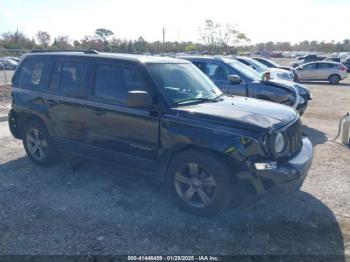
[8,51,313,215]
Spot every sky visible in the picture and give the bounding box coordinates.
[0,0,349,44]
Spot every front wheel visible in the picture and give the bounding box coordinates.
[329,74,340,84]
[23,121,59,166]
[167,150,234,215]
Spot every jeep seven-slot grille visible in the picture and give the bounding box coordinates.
[285,119,303,157]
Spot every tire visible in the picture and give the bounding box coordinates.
[167,150,234,215]
[328,74,340,84]
[23,120,59,166]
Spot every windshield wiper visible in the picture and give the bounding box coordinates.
[174,96,222,106]
[213,93,226,100]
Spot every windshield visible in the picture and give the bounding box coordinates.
[244,58,269,72]
[264,58,280,67]
[147,63,222,105]
[228,60,261,81]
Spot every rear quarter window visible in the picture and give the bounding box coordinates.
[17,57,47,88]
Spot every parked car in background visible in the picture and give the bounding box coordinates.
[324,57,341,63]
[338,52,350,59]
[0,58,18,70]
[296,61,348,84]
[290,55,325,68]
[234,56,295,82]
[342,56,350,73]
[252,57,300,82]
[4,56,20,63]
[9,51,314,215]
[181,56,311,115]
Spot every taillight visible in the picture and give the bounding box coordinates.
[339,65,347,72]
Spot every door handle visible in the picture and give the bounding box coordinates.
[94,108,106,116]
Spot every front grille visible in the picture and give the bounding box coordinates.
[268,119,303,160]
[285,119,303,157]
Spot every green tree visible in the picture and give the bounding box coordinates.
[95,28,114,41]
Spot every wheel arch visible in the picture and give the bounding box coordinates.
[15,112,49,139]
[160,144,246,183]
[328,73,341,82]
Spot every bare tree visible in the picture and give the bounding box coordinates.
[198,19,249,54]
[51,35,72,49]
[36,31,51,47]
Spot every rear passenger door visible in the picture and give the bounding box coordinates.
[46,58,88,144]
[85,60,159,171]
[316,63,331,80]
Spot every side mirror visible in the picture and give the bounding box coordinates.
[261,71,271,82]
[297,66,304,71]
[227,74,241,84]
[127,91,154,109]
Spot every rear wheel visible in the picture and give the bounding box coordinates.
[329,74,340,84]
[23,121,59,166]
[167,150,234,215]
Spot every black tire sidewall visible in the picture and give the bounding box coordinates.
[23,121,58,166]
[167,150,234,215]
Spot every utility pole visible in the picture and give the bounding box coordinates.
[162,27,165,45]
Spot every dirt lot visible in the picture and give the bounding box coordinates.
[0,67,349,258]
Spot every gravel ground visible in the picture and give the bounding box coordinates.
[0,68,349,258]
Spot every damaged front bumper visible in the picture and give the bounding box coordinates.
[240,138,313,194]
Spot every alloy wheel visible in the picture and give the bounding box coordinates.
[329,75,339,84]
[26,128,48,161]
[174,162,217,208]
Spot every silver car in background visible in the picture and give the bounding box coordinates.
[296,61,348,84]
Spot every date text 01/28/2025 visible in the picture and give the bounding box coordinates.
[127,255,219,261]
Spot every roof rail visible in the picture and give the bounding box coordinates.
[30,49,99,54]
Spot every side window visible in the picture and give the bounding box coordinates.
[304,63,317,70]
[93,64,147,104]
[18,58,46,88]
[317,63,330,69]
[59,61,87,93]
[192,62,206,74]
[206,63,229,80]
[122,67,147,91]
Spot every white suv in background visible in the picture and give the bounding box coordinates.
[296,61,348,84]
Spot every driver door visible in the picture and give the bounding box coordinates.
[85,61,160,171]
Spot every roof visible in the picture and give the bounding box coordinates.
[179,55,217,60]
[303,60,341,65]
[180,55,241,65]
[26,51,190,64]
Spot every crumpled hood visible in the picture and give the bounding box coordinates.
[262,78,298,93]
[174,96,298,133]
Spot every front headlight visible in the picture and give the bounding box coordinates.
[274,132,285,154]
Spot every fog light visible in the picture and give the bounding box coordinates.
[254,162,278,170]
